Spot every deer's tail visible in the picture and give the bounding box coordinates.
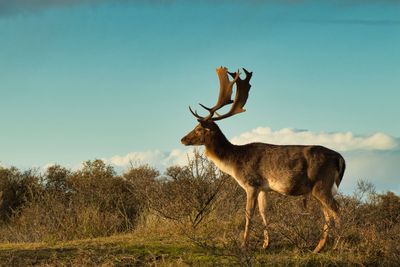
[336,155,346,188]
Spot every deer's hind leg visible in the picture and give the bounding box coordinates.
[312,203,331,253]
[311,180,340,253]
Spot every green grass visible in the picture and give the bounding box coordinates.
[0,233,232,266]
[0,232,365,266]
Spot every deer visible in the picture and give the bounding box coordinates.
[181,66,346,253]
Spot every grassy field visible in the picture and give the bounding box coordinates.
[0,232,365,266]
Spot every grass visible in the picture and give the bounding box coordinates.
[0,233,231,266]
[0,231,366,266]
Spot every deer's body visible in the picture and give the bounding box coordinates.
[205,138,344,196]
[182,66,345,253]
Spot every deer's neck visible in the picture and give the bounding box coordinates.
[205,130,234,157]
[204,130,236,177]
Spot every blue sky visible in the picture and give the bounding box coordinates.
[0,1,399,193]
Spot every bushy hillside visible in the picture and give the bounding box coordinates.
[0,153,399,266]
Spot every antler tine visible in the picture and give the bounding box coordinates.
[198,103,212,112]
[228,71,237,79]
[212,67,252,121]
[189,106,204,120]
[242,68,252,81]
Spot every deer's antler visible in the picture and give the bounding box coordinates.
[212,68,252,121]
[189,66,252,121]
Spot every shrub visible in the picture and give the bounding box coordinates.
[0,155,399,266]
[0,160,156,242]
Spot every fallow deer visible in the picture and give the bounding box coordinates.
[181,66,345,253]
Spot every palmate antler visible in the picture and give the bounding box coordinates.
[189,66,252,121]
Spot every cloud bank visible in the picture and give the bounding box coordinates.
[230,127,398,151]
[109,149,193,170]
[0,162,8,168]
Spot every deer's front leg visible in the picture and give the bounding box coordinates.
[242,186,258,248]
[258,190,269,249]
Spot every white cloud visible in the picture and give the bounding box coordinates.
[0,162,9,168]
[110,150,165,167]
[230,127,398,152]
[108,149,197,171]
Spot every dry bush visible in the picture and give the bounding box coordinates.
[332,182,400,266]
[67,160,145,233]
[0,167,42,222]
[147,150,228,229]
[1,154,399,265]
[0,160,157,242]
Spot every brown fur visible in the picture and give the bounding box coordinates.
[181,120,345,253]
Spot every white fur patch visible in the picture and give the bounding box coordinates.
[331,183,338,196]
[268,180,289,195]
[206,153,235,177]
[205,151,246,188]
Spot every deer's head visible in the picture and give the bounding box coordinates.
[181,66,252,147]
[181,120,219,146]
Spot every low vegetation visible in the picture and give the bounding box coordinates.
[0,152,399,266]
